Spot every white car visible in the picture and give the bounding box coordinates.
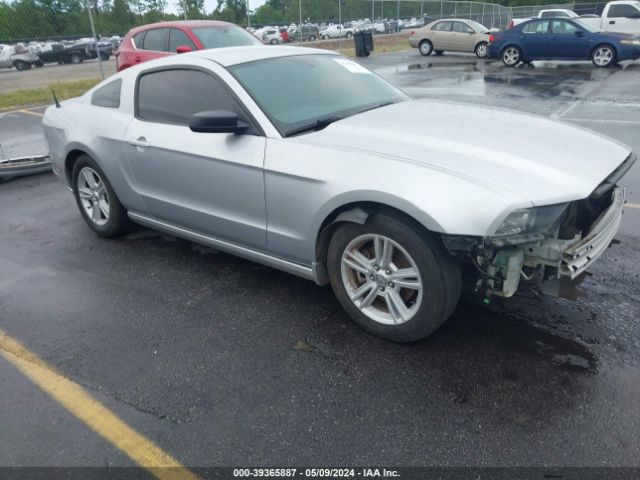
[42,46,634,342]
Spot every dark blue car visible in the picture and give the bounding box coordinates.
[488,18,640,67]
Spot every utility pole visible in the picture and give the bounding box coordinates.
[85,0,104,80]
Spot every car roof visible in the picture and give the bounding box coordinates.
[189,45,337,67]
[126,20,236,36]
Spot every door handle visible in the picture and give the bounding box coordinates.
[609,20,615,24]
[134,56,141,62]
[127,137,150,151]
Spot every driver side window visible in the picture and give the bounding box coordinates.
[136,68,258,134]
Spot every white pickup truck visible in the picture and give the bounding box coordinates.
[509,1,640,35]
[319,24,355,39]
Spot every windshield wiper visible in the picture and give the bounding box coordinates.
[286,116,344,137]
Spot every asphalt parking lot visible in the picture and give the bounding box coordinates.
[1,51,640,473]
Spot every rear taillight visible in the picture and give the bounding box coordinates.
[489,34,495,43]
[410,30,415,36]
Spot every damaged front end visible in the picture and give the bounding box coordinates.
[443,154,634,302]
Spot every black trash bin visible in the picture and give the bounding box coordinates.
[353,31,368,57]
[364,32,374,54]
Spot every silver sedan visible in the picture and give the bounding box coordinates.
[43,46,634,342]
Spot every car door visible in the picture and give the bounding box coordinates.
[549,20,591,59]
[521,20,552,58]
[429,21,453,50]
[450,21,476,52]
[124,67,267,250]
[606,3,640,33]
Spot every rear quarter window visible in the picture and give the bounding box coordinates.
[91,79,122,108]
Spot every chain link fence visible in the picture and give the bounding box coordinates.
[0,0,604,87]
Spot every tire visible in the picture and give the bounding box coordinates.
[309,35,316,41]
[475,41,488,59]
[346,31,353,38]
[591,44,616,68]
[72,155,132,237]
[70,53,82,64]
[270,39,278,45]
[501,45,521,67]
[99,52,110,61]
[13,60,30,71]
[327,212,461,342]
[418,39,433,56]
[34,61,44,68]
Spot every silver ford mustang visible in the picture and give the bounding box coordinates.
[43,46,634,342]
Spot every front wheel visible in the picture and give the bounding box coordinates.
[418,39,433,56]
[327,213,461,342]
[309,35,316,41]
[72,155,132,237]
[592,45,616,68]
[475,41,488,59]
[345,31,353,38]
[501,45,521,67]
[70,53,83,64]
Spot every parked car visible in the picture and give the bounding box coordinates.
[409,19,492,58]
[509,8,580,29]
[115,20,262,71]
[75,40,113,60]
[0,44,41,70]
[43,46,634,342]
[37,42,92,65]
[509,1,640,35]
[261,28,281,44]
[489,18,640,67]
[289,25,320,42]
[320,24,354,39]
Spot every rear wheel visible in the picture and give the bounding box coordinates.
[13,60,30,71]
[592,44,616,68]
[501,45,521,67]
[418,39,433,56]
[327,213,461,342]
[346,31,353,38]
[270,39,278,45]
[475,41,488,58]
[72,155,132,237]
[309,35,316,41]
[70,53,82,64]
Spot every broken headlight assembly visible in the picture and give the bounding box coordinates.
[490,203,569,245]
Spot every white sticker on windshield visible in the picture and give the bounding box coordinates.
[333,57,372,74]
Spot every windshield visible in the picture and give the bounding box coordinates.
[192,26,262,49]
[229,54,409,136]
[574,19,600,33]
[467,20,489,33]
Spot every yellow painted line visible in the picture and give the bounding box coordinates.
[626,202,640,209]
[0,328,199,480]
[17,109,44,117]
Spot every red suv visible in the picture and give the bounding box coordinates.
[115,20,262,71]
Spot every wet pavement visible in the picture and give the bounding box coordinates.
[1,52,640,469]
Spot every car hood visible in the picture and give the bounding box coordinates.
[300,100,632,206]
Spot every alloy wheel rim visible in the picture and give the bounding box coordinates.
[477,44,487,57]
[77,167,110,226]
[594,48,612,66]
[340,234,423,326]
[420,42,431,55]
[504,47,519,65]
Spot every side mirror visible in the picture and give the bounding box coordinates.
[189,110,249,134]
[176,45,192,54]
